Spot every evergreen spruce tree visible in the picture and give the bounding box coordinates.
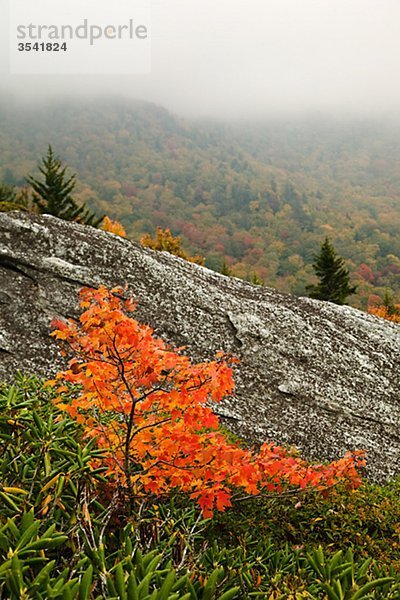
[306,237,357,305]
[27,146,103,226]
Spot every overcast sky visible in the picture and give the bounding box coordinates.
[1,0,400,118]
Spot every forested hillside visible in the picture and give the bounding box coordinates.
[1,98,400,308]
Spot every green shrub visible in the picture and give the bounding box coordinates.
[0,375,107,526]
[208,480,400,568]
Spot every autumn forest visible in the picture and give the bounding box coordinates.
[1,98,400,310]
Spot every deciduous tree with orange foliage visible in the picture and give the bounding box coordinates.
[141,227,205,265]
[101,216,127,237]
[368,291,400,324]
[50,286,365,517]
[369,307,400,324]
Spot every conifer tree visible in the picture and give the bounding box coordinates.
[306,237,357,305]
[27,146,102,226]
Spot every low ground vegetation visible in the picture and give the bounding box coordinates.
[1,377,399,598]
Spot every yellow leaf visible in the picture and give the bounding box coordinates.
[3,487,28,495]
[41,473,61,493]
[41,493,53,509]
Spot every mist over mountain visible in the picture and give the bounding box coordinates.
[3,0,400,118]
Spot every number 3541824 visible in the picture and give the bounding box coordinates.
[18,42,67,52]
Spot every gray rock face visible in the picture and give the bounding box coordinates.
[1,211,399,481]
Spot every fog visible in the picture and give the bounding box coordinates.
[1,0,400,118]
